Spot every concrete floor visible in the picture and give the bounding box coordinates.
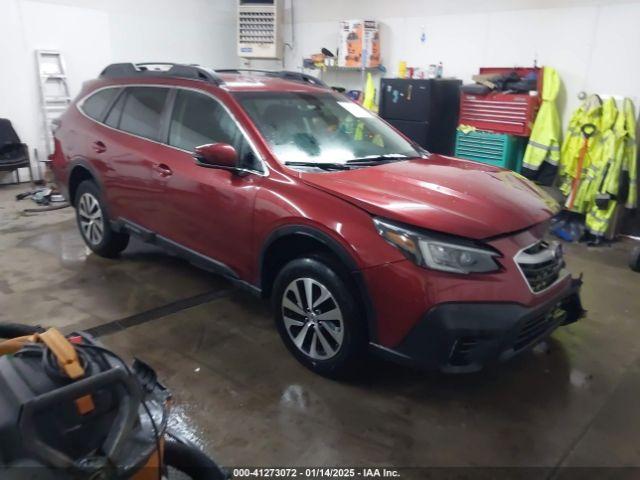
[1,183,640,475]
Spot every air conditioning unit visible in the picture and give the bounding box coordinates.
[237,0,283,59]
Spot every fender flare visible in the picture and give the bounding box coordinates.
[259,224,378,342]
[260,225,360,273]
[67,158,104,204]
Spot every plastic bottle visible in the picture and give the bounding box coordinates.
[436,61,443,78]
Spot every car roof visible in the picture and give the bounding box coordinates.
[93,64,329,94]
[216,73,328,93]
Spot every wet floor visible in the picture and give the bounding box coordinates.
[1,184,640,473]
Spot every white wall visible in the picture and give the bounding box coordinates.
[266,0,640,127]
[0,0,237,184]
[3,0,638,184]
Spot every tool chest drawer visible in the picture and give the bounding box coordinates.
[454,130,525,172]
[459,92,540,136]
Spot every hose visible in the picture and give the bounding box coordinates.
[0,323,43,339]
[23,203,70,213]
[163,440,229,480]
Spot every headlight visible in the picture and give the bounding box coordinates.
[373,218,501,274]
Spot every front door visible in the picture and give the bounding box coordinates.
[153,88,264,279]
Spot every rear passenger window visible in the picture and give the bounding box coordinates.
[81,88,119,120]
[119,87,169,140]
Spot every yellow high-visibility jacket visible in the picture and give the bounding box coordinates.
[585,98,638,236]
[522,67,561,176]
[575,98,618,214]
[596,99,637,207]
[559,95,603,212]
[621,99,637,209]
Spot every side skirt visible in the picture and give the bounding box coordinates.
[114,219,262,297]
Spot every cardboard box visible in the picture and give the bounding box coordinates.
[338,20,380,68]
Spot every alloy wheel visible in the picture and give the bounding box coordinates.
[78,192,104,246]
[281,277,344,360]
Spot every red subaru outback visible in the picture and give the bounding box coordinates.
[50,63,583,377]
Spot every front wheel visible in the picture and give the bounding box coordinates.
[75,180,129,258]
[272,255,367,379]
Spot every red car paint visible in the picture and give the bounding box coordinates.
[50,72,574,358]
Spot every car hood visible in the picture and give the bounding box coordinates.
[299,155,560,239]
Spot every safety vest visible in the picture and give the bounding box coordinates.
[521,67,561,183]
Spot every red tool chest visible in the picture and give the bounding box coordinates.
[459,67,542,137]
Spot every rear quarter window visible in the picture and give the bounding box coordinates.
[80,88,120,120]
[105,90,127,128]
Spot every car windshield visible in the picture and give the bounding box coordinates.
[234,91,422,167]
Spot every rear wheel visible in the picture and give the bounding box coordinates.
[272,255,367,379]
[75,180,129,257]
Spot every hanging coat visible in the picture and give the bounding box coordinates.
[621,99,637,209]
[559,94,603,212]
[576,97,618,215]
[362,72,376,111]
[586,98,638,236]
[521,67,561,185]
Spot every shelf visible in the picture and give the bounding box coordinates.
[310,65,386,73]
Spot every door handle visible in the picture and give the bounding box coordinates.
[92,140,107,154]
[154,163,173,177]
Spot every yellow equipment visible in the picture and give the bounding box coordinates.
[521,66,562,185]
[559,95,638,239]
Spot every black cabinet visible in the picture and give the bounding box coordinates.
[379,78,461,155]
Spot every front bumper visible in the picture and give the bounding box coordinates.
[373,277,584,373]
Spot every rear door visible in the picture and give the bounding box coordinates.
[150,88,264,279]
[100,86,171,229]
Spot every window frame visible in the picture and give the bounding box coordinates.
[76,84,267,176]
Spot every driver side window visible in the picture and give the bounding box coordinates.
[168,89,261,172]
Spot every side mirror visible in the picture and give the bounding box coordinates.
[193,143,238,170]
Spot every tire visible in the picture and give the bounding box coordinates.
[272,254,367,379]
[74,180,129,258]
[630,246,640,272]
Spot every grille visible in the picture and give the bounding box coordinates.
[516,241,565,293]
[239,11,275,44]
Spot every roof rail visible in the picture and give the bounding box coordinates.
[99,62,224,86]
[216,69,328,88]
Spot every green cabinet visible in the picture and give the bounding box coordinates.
[454,130,526,172]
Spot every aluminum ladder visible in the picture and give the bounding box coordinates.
[35,50,71,179]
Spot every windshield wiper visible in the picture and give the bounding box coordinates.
[284,161,352,170]
[346,154,410,165]
[284,155,412,171]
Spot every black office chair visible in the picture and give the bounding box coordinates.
[0,118,32,184]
